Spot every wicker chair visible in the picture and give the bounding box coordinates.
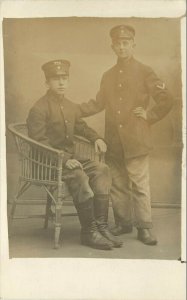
[8,123,104,249]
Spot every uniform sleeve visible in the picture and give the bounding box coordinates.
[78,74,106,117]
[145,67,173,125]
[74,118,101,143]
[27,106,50,146]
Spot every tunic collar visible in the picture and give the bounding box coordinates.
[116,56,134,70]
[46,89,65,104]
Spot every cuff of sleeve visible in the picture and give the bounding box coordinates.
[146,110,159,125]
[91,136,107,144]
[62,152,73,166]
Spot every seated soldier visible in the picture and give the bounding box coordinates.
[27,59,122,250]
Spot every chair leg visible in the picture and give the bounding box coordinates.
[8,198,17,236]
[54,224,61,249]
[54,207,62,249]
[44,194,52,229]
[8,181,30,236]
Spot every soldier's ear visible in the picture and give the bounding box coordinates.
[132,41,136,49]
[111,44,115,51]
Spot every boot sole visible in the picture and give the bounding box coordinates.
[138,236,158,246]
[105,238,123,248]
[112,242,123,248]
[81,240,113,250]
[99,231,123,248]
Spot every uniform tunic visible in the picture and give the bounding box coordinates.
[80,57,173,161]
[79,57,173,228]
[27,89,111,204]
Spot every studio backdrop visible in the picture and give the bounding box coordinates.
[3,17,182,205]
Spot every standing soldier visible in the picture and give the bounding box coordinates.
[79,25,173,245]
[27,59,122,250]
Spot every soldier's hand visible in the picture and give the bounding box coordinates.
[65,159,83,170]
[133,107,147,120]
[95,139,107,153]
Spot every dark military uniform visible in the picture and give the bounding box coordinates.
[26,59,123,250]
[27,89,111,204]
[79,54,173,229]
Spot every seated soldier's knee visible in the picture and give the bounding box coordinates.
[90,162,111,194]
[73,168,89,183]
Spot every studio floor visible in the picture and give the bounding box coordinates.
[6,151,182,260]
[8,205,181,260]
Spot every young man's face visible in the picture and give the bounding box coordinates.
[47,74,69,96]
[112,38,135,60]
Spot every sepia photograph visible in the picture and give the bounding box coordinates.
[3,16,182,259]
[0,1,186,299]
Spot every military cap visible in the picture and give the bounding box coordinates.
[110,25,135,40]
[42,59,70,78]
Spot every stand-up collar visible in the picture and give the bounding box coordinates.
[117,56,134,69]
[46,89,65,103]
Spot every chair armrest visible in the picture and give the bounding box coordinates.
[74,135,92,144]
[8,123,64,156]
[73,135,105,162]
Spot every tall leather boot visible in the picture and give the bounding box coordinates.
[94,196,123,248]
[76,198,113,250]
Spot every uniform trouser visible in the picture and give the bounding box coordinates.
[108,155,153,229]
[63,160,111,205]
